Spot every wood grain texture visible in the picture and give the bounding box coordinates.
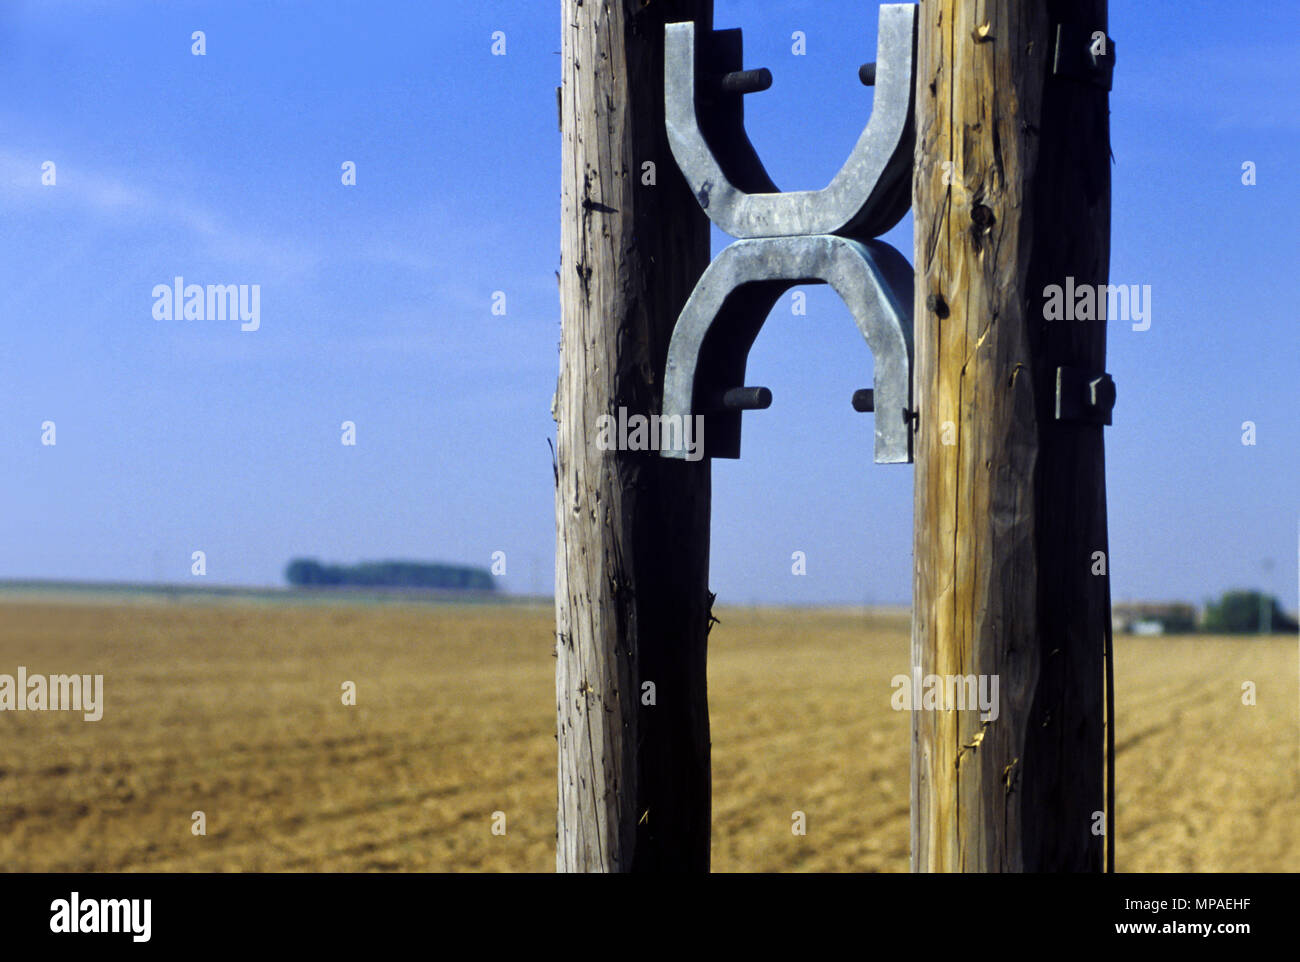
[910,0,1111,871]
[555,0,715,872]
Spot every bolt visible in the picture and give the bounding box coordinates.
[719,386,772,411]
[720,68,772,95]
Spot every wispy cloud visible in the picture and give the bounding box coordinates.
[0,148,323,278]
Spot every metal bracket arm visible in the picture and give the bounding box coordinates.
[662,235,914,463]
[664,4,918,239]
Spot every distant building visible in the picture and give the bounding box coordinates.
[1111,602,1197,635]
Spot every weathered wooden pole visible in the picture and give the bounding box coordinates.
[910,0,1113,870]
[555,0,715,871]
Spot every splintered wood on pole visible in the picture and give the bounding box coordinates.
[911,0,1113,870]
[555,0,715,871]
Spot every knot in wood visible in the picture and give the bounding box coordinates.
[970,204,996,231]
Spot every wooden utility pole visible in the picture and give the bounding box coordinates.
[910,0,1113,870]
[555,0,715,871]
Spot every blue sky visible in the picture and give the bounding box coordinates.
[1,1,1296,607]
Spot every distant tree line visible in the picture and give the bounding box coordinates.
[1202,590,1297,634]
[284,559,495,592]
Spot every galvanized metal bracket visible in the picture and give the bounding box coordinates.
[1055,366,1116,425]
[659,3,919,463]
[661,236,914,462]
[664,4,918,240]
[1051,24,1115,91]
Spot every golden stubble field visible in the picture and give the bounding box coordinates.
[0,598,1296,872]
